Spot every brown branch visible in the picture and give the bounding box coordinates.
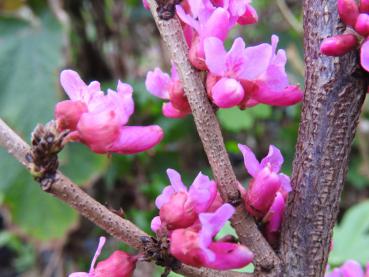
[279,0,368,276]
[0,118,251,277]
[147,0,279,272]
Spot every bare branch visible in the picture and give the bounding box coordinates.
[146,0,279,272]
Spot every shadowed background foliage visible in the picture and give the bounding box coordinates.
[0,0,368,276]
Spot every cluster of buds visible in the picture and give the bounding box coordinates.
[69,237,138,277]
[238,144,291,247]
[55,70,164,155]
[151,169,253,270]
[320,0,369,72]
[145,0,303,117]
[325,260,369,277]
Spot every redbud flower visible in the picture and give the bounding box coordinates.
[360,0,369,12]
[145,65,191,118]
[204,35,303,109]
[170,204,253,270]
[152,169,218,231]
[69,237,137,277]
[338,0,360,27]
[209,0,258,25]
[320,34,358,56]
[55,70,163,154]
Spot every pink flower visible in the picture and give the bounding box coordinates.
[55,70,163,154]
[209,0,258,25]
[69,237,137,277]
[238,144,291,218]
[176,2,232,69]
[145,65,191,118]
[170,204,253,270]
[204,35,303,109]
[152,169,218,231]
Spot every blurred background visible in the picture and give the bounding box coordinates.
[0,0,368,276]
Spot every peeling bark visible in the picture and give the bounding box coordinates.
[279,1,368,276]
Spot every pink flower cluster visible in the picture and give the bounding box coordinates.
[69,237,137,277]
[238,144,291,246]
[151,169,253,270]
[320,0,369,72]
[55,70,163,154]
[145,0,303,117]
[325,260,369,277]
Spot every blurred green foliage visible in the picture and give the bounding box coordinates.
[0,0,368,276]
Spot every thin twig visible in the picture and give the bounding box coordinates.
[147,0,279,272]
[276,0,303,34]
[0,118,251,277]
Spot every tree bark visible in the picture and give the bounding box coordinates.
[280,0,368,276]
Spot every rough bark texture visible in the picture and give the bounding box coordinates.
[279,1,368,276]
[147,0,279,272]
[0,118,248,277]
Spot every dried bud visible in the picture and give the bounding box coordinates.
[320,34,358,56]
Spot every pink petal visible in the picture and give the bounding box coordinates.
[176,5,200,33]
[279,173,292,196]
[340,260,365,277]
[162,102,190,118]
[142,0,149,9]
[212,78,244,108]
[204,37,227,75]
[68,273,89,277]
[90,237,106,273]
[145,68,171,100]
[155,186,176,209]
[226,37,248,77]
[60,70,87,100]
[238,144,260,177]
[361,39,369,72]
[151,216,162,232]
[188,172,217,212]
[109,125,164,154]
[77,110,121,153]
[205,242,253,270]
[95,251,137,277]
[263,192,285,246]
[242,43,273,80]
[55,100,88,131]
[166,169,188,192]
[260,145,284,173]
[117,81,134,119]
[202,8,231,41]
[252,84,304,106]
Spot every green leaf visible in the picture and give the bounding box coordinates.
[329,200,369,266]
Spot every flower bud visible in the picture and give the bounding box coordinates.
[338,0,360,27]
[320,34,358,56]
[160,192,197,230]
[355,13,369,37]
[211,78,244,108]
[360,0,369,13]
[94,251,137,277]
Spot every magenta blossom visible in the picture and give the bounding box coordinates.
[238,144,291,245]
[325,260,369,277]
[170,203,253,270]
[69,237,137,277]
[204,35,303,109]
[320,0,369,72]
[151,168,218,231]
[208,0,258,25]
[55,70,163,154]
[145,65,191,118]
[176,2,232,70]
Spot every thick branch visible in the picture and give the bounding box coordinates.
[0,118,250,277]
[279,1,368,276]
[147,0,279,272]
